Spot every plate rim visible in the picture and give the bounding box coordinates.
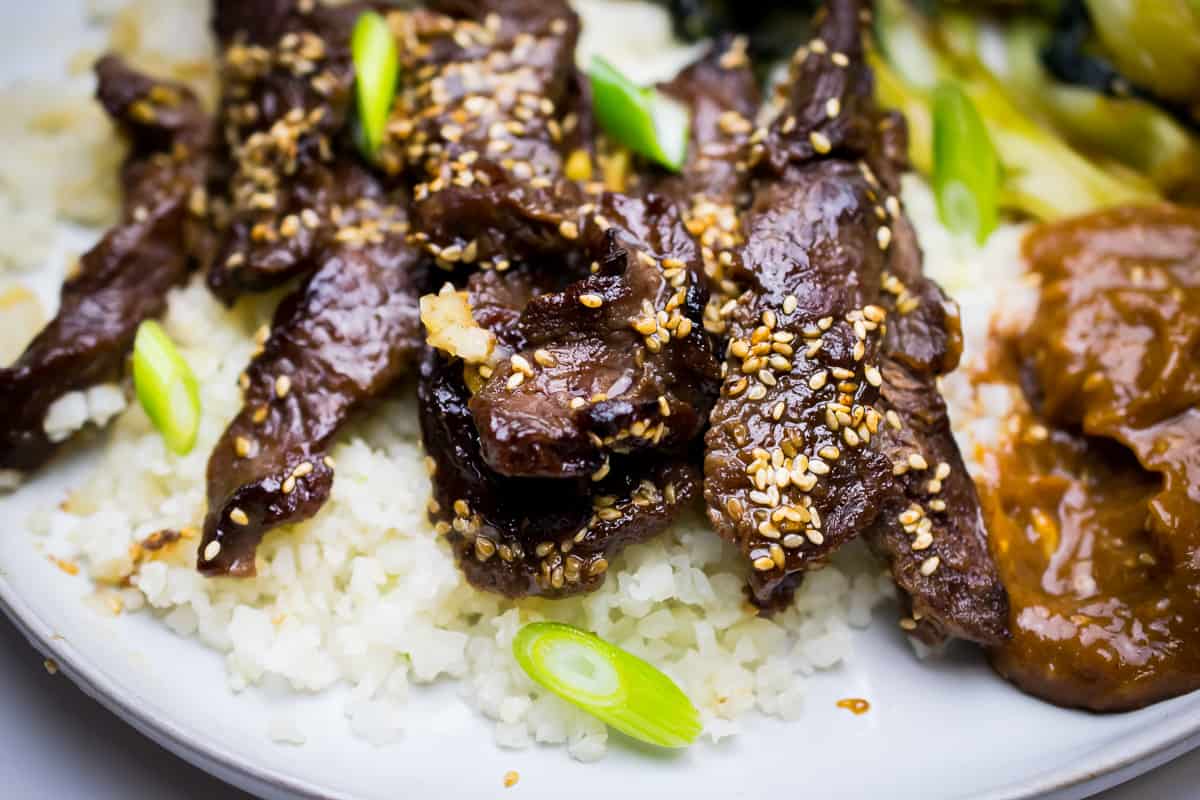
[3,560,1200,800]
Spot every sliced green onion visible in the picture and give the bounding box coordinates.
[588,56,689,172]
[351,10,399,160]
[932,81,999,244]
[132,320,200,455]
[513,622,700,748]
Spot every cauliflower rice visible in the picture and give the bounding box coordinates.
[6,0,1031,762]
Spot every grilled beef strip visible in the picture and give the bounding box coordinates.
[652,34,758,340]
[206,0,363,302]
[199,190,425,576]
[861,124,1009,646]
[383,0,583,269]
[419,267,700,598]
[703,0,1007,644]
[0,56,210,473]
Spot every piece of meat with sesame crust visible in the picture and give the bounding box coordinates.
[382,0,584,269]
[468,191,720,479]
[704,0,893,607]
[0,56,210,473]
[418,267,700,598]
[860,134,1008,647]
[653,34,759,341]
[704,0,1007,647]
[198,195,425,576]
[207,0,366,303]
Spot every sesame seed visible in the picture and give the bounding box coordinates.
[864,365,883,386]
[282,476,296,494]
[810,131,832,154]
[831,52,849,67]
[579,293,603,308]
[506,372,525,390]
[203,540,221,560]
[510,354,533,375]
[229,508,249,526]
[899,618,918,631]
[920,556,941,576]
[782,294,798,314]
[825,97,841,118]
[558,220,579,239]
[809,371,828,391]
[234,436,252,457]
[292,461,313,478]
[877,226,892,251]
[935,462,951,480]
[908,453,928,470]
[275,375,291,398]
[810,37,828,54]
[752,556,776,572]
[533,349,556,367]
[886,410,902,430]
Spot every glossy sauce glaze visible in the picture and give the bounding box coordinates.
[981,205,1200,711]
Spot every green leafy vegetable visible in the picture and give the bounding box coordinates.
[872,0,1157,221]
[588,56,690,171]
[132,320,200,455]
[352,10,399,159]
[512,622,701,748]
[998,20,1200,198]
[932,82,999,243]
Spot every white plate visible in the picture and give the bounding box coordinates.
[3,2,1200,798]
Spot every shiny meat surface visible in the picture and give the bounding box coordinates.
[703,0,1007,644]
[654,35,758,339]
[386,0,583,268]
[199,195,424,576]
[419,266,700,597]
[0,56,210,471]
[986,204,1200,710]
[469,191,720,478]
[206,0,362,302]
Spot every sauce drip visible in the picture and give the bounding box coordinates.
[980,205,1200,711]
[836,697,871,715]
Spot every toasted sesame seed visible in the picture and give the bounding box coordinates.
[274,375,291,398]
[752,556,776,572]
[510,354,533,375]
[282,476,296,494]
[886,410,902,430]
[899,617,918,631]
[533,349,556,367]
[831,52,849,67]
[877,226,892,251]
[292,461,313,478]
[864,365,883,386]
[558,220,579,240]
[234,436,252,457]
[506,372,525,390]
[935,462,951,480]
[809,371,828,391]
[229,508,249,526]
[908,453,928,470]
[825,97,841,118]
[920,556,941,576]
[810,131,832,154]
[579,293,603,308]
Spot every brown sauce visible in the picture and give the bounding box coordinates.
[836,697,871,715]
[979,205,1200,711]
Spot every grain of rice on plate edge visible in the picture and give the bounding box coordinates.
[2,0,1032,760]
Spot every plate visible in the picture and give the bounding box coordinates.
[3,2,1200,798]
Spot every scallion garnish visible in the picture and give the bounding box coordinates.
[351,10,399,160]
[512,621,701,748]
[588,56,689,172]
[132,320,200,455]
[932,81,999,243]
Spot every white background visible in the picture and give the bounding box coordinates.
[0,615,1196,799]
